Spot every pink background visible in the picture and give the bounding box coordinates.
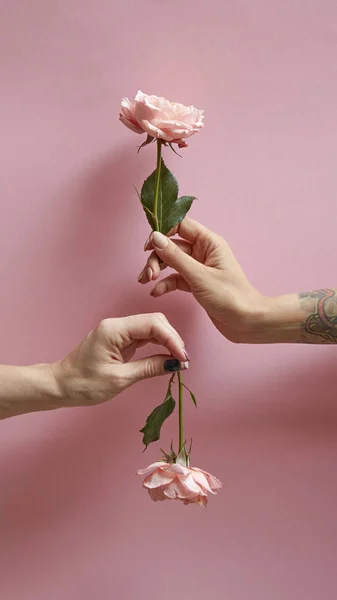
[1,1,337,598]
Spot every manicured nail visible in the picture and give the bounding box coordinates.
[144,236,150,251]
[138,270,144,282]
[164,359,181,372]
[183,348,190,361]
[182,361,189,370]
[152,231,168,249]
[147,267,153,281]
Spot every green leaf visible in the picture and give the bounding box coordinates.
[182,383,197,408]
[157,160,179,231]
[161,196,196,235]
[140,168,157,229]
[140,160,195,235]
[138,175,155,229]
[134,185,156,229]
[142,204,156,229]
[140,375,176,449]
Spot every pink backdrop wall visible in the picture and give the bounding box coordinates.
[1,2,337,599]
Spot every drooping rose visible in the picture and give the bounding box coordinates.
[137,461,222,506]
[119,91,204,146]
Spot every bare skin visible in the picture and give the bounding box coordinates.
[0,314,188,420]
[138,218,337,344]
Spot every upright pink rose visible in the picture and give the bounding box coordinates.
[138,461,222,506]
[119,91,204,146]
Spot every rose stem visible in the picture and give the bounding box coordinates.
[153,139,185,454]
[178,372,184,453]
[153,139,162,231]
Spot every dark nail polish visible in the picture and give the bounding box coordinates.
[164,359,181,372]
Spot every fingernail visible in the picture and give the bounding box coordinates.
[183,348,190,361]
[182,361,189,370]
[164,359,181,372]
[147,267,153,281]
[152,231,168,249]
[144,236,150,251]
[138,270,144,282]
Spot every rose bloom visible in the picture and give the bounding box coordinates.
[137,461,222,506]
[119,91,204,147]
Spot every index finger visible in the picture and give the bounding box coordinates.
[144,218,214,250]
[104,314,187,363]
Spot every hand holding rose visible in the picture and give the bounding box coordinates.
[52,314,189,408]
[140,218,265,343]
[0,314,189,420]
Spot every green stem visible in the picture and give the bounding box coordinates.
[178,372,184,452]
[153,139,162,231]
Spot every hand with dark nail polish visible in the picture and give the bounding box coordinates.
[164,359,181,372]
[0,313,188,420]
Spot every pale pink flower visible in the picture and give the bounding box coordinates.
[119,91,204,145]
[137,461,222,506]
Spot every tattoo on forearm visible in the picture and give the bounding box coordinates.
[299,289,337,343]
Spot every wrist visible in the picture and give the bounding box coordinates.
[232,290,270,343]
[240,294,302,343]
[0,363,65,419]
[50,359,75,408]
[31,363,65,410]
[51,357,94,408]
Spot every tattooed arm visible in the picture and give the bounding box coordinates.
[248,289,337,344]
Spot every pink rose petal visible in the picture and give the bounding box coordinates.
[169,463,190,476]
[163,478,196,500]
[143,470,174,489]
[191,467,223,491]
[179,473,204,495]
[188,470,216,494]
[119,91,204,145]
[140,119,173,141]
[119,98,144,134]
[137,461,167,476]
[148,487,168,502]
[138,462,221,506]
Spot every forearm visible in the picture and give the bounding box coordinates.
[248,288,337,343]
[0,364,63,420]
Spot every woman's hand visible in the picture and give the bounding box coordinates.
[0,314,188,419]
[53,313,189,407]
[139,218,266,343]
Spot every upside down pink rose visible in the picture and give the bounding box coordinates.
[119,90,204,146]
[138,461,222,506]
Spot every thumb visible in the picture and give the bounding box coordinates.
[151,231,204,286]
[121,354,188,386]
